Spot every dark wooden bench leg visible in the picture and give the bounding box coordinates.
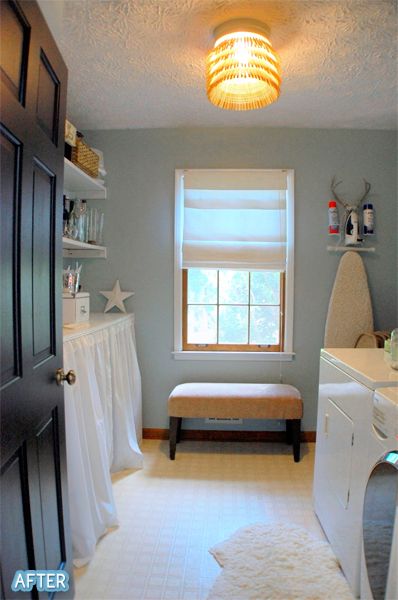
[169,417,181,460]
[176,417,182,444]
[285,419,292,444]
[291,419,301,462]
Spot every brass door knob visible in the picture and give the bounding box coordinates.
[55,368,76,386]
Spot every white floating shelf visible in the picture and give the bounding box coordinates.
[64,159,106,200]
[327,246,375,253]
[62,237,107,258]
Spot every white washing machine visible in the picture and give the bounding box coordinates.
[361,387,398,600]
[313,349,398,597]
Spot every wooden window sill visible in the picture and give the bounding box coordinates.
[172,351,295,361]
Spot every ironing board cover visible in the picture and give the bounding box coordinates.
[324,251,373,347]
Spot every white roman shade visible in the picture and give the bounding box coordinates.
[182,169,288,270]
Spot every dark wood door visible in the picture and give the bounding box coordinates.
[0,1,73,598]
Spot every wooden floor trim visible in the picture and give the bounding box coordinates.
[143,428,316,443]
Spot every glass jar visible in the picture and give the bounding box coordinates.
[391,328,398,370]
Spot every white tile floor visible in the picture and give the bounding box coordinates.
[74,439,324,600]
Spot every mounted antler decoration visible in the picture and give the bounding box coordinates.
[331,176,371,210]
[330,177,372,246]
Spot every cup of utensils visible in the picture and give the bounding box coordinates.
[63,263,82,296]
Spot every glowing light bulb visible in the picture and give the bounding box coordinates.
[233,37,250,65]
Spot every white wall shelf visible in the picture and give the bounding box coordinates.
[64,158,107,200]
[63,236,107,259]
[63,156,108,258]
[327,246,375,253]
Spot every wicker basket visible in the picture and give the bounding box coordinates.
[71,138,99,178]
[355,331,390,348]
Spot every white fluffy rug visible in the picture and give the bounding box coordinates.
[207,523,354,600]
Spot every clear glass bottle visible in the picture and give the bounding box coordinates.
[391,328,398,370]
[77,200,88,242]
[97,212,104,245]
[88,208,98,244]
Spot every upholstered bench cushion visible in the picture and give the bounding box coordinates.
[168,383,303,420]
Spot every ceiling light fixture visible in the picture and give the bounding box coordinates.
[206,19,281,111]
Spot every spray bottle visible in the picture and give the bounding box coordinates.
[328,201,339,235]
[363,203,374,235]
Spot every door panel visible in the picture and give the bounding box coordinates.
[1,451,34,598]
[326,399,354,508]
[0,1,72,598]
[26,411,66,577]
[32,159,55,364]
[36,50,60,143]
[0,126,22,387]
[0,0,30,104]
[35,413,66,571]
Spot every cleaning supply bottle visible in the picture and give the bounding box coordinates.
[391,328,398,370]
[345,208,361,245]
[328,201,339,234]
[363,203,374,235]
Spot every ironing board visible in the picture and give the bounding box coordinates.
[324,251,373,347]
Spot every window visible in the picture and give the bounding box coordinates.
[183,269,285,351]
[174,169,294,357]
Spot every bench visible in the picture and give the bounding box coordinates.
[168,383,303,462]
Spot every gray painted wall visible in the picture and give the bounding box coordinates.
[79,127,397,431]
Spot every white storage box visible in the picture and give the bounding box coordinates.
[63,292,90,325]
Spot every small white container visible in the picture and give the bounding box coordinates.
[63,292,90,325]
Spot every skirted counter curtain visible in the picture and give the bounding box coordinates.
[63,314,143,567]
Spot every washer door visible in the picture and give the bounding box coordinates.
[363,451,398,600]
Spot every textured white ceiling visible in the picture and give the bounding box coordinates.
[40,0,397,130]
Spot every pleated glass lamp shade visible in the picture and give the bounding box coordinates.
[206,28,281,111]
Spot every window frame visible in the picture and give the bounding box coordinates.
[182,269,285,352]
[173,169,295,360]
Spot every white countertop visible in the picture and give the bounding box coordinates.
[374,386,398,406]
[321,348,398,390]
[63,312,134,342]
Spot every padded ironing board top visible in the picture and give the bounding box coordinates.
[324,251,373,348]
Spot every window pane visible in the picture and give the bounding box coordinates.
[219,306,248,344]
[219,270,249,305]
[187,305,217,343]
[187,269,217,304]
[250,271,280,305]
[250,306,280,344]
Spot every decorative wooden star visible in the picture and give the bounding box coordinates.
[100,280,134,313]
